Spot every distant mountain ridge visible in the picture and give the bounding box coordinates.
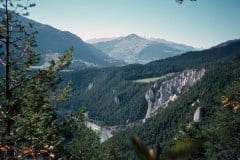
[87,37,121,44]
[93,34,196,64]
[18,16,124,67]
[213,38,240,48]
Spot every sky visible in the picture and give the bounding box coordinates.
[28,0,240,48]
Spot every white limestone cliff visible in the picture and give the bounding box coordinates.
[193,107,202,123]
[143,69,206,122]
[87,82,94,90]
[114,96,120,105]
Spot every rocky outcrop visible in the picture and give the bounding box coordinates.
[87,82,94,90]
[193,107,202,123]
[114,96,120,105]
[144,69,206,121]
[191,99,200,107]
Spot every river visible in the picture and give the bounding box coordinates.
[86,121,113,143]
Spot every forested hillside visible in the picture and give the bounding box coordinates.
[59,40,240,126]
[106,56,240,159]
[56,39,240,159]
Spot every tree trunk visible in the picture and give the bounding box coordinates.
[5,0,11,137]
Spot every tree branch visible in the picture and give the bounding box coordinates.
[0,39,6,44]
[0,58,6,66]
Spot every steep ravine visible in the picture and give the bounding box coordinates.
[144,68,206,121]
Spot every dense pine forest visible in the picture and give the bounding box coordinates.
[59,40,240,160]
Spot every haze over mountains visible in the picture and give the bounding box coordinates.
[18,15,239,72]
[18,16,125,68]
[87,37,119,44]
[91,34,197,64]
[19,14,198,68]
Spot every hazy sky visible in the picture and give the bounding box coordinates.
[29,0,240,48]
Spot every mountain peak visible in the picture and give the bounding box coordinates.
[93,34,197,64]
[125,34,144,40]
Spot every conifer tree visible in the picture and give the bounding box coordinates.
[0,0,72,159]
[60,109,101,160]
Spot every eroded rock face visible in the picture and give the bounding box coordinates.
[114,96,120,105]
[87,82,94,90]
[143,69,206,122]
[193,107,202,123]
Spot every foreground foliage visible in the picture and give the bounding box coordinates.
[0,0,72,159]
